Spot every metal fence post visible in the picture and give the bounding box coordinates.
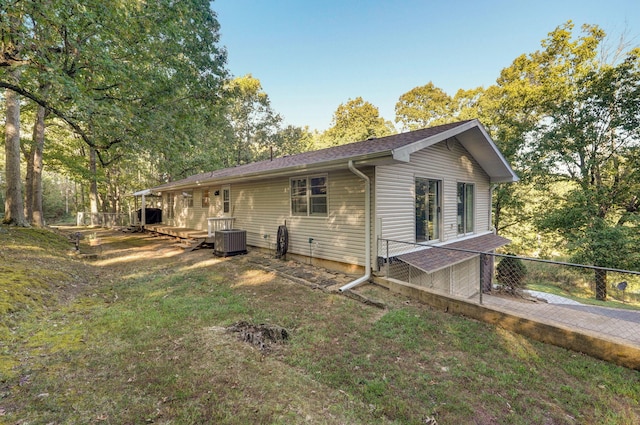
[479,253,485,305]
[386,239,390,278]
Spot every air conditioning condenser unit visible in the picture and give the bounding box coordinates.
[214,229,247,257]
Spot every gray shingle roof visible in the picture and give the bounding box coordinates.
[147,119,515,192]
[397,233,511,273]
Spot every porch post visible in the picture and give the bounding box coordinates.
[141,194,146,227]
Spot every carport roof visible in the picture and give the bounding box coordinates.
[397,233,511,273]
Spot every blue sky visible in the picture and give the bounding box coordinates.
[213,0,640,132]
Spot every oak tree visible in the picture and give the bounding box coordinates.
[322,97,395,146]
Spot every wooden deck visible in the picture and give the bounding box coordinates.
[145,224,209,240]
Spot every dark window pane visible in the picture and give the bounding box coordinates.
[310,197,327,215]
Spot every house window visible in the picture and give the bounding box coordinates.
[457,182,474,235]
[222,186,230,214]
[202,189,210,208]
[415,178,441,242]
[291,175,327,217]
[167,193,175,219]
[182,190,193,208]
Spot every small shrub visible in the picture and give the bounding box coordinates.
[496,255,527,293]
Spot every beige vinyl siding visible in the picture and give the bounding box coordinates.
[170,190,203,229]
[376,138,491,244]
[185,189,209,228]
[230,169,368,266]
[401,257,479,297]
[163,169,370,266]
[162,188,219,228]
[162,193,177,226]
[451,256,480,297]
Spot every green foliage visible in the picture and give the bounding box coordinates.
[395,82,452,130]
[1,0,230,214]
[394,83,486,132]
[480,22,640,284]
[40,174,71,221]
[321,97,396,146]
[271,125,315,158]
[496,255,528,292]
[223,74,282,165]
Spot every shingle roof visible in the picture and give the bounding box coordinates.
[147,119,516,192]
[397,233,511,273]
[151,121,473,191]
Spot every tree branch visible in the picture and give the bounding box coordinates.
[0,80,97,149]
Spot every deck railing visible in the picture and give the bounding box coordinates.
[207,217,235,237]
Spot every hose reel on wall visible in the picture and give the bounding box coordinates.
[275,225,288,259]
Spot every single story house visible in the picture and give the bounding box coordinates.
[135,119,518,295]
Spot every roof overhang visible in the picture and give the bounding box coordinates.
[392,119,519,183]
[131,189,158,197]
[397,232,511,274]
[148,152,398,194]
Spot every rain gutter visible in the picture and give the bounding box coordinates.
[339,160,371,292]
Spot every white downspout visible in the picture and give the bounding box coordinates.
[339,160,371,292]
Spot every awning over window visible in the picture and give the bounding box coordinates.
[397,233,511,273]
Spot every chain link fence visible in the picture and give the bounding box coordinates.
[377,237,640,348]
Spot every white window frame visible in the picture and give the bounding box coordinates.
[182,190,194,208]
[415,177,442,243]
[290,174,328,217]
[222,185,230,215]
[457,182,475,235]
[202,188,210,208]
[167,193,175,220]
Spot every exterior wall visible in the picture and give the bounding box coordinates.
[158,137,492,272]
[232,168,371,267]
[400,256,480,298]
[375,138,491,244]
[162,186,229,229]
[161,168,372,267]
[451,256,480,298]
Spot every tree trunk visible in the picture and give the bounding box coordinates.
[89,146,100,226]
[3,72,28,226]
[595,268,607,301]
[30,103,46,227]
[25,134,34,222]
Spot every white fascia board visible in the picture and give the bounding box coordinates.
[151,152,394,193]
[393,119,519,183]
[471,123,519,183]
[131,189,161,197]
[391,120,479,162]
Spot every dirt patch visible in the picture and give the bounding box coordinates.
[227,321,289,353]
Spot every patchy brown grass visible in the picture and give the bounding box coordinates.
[1,226,639,424]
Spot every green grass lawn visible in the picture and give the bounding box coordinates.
[1,227,639,424]
[522,260,640,310]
